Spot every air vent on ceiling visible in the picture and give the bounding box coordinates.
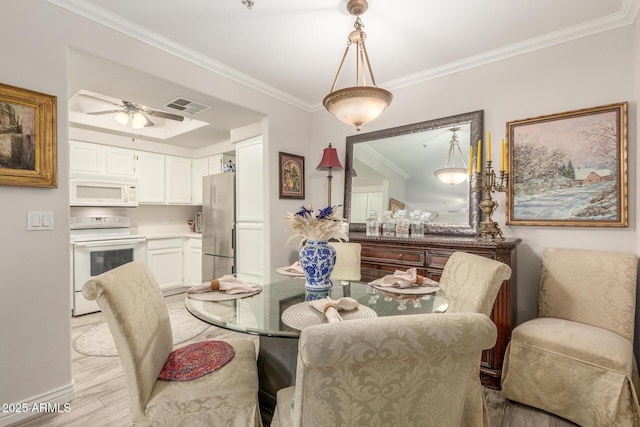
[164,97,211,116]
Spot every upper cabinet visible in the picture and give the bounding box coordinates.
[137,151,166,203]
[70,140,136,177]
[70,140,196,206]
[105,147,137,177]
[166,155,192,204]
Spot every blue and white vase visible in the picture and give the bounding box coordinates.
[305,289,331,302]
[299,240,336,291]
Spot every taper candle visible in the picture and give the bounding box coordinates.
[487,131,491,162]
[505,141,509,174]
[476,140,481,172]
[500,139,505,171]
[468,146,473,176]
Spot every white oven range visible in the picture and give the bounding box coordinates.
[71,215,146,316]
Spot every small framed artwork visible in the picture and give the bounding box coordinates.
[279,152,305,199]
[389,198,405,213]
[0,83,57,188]
[506,102,627,227]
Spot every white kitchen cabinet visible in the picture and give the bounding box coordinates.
[166,156,192,204]
[69,140,105,175]
[184,237,203,286]
[147,238,184,291]
[235,137,264,272]
[105,146,137,177]
[70,141,137,177]
[351,191,383,223]
[137,152,165,203]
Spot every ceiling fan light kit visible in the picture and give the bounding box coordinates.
[323,0,392,131]
[87,97,184,131]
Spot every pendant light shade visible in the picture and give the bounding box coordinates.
[434,127,469,185]
[323,0,392,131]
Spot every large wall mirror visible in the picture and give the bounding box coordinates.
[344,110,483,236]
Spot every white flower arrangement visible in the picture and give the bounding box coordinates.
[285,204,349,248]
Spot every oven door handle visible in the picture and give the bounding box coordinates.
[74,238,147,247]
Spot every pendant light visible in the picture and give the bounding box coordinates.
[434,127,469,185]
[323,0,392,131]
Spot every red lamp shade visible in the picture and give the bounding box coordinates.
[316,143,343,171]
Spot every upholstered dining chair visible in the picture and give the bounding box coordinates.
[328,242,361,281]
[501,247,640,426]
[271,312,497,427]
[438,251,512,427]
[82,262,262,426]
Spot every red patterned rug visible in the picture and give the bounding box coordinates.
[158,340,235,381]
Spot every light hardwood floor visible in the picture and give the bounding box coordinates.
[10,293,577,427]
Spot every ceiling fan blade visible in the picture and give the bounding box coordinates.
[142,114,155,127]
[144,109,184,122]
[86,110,124,115]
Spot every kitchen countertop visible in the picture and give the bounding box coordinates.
[132,225,202,239]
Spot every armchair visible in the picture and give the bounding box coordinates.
[501,247,640,426]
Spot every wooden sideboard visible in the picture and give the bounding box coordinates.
[348,233,521,389]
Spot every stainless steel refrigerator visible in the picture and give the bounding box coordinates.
[202,172,236,281]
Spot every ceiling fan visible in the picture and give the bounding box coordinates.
[87,99,184,129]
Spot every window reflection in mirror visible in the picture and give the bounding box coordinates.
[344,110,483,236]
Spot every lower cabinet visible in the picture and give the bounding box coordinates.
[147,238,184,292]
[185,237,203,286]
[348,233,521,389]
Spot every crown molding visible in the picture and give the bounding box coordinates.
[47,0,315,111]
[49,0,640,114]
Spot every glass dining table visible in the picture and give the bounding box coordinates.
[184,268,449,421]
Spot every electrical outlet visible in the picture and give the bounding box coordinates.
[162,216,170,225]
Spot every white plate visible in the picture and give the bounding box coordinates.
[281,302,377,330]
[276,266,305,277]
[370,284,440,295]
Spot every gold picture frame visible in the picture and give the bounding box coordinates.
[389,198,405,213]
[506,102,627,227]
[0,83,57,187]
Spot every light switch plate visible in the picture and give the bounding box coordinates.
[28,211,54,231]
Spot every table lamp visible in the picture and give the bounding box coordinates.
[316,143,343,206]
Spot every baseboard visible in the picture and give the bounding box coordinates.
[162,285,188,296]
[0,381,75,426]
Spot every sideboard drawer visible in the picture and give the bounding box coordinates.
[361,246,424,267]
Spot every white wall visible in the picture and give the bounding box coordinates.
[311,25,639,350]
[0,1,308,424]
[1,1,638,423]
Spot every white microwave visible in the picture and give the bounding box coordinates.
[70,176,139,207]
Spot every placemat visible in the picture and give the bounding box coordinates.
[276,266,305,277]
[370,284,440,295]
[158,340,235,381]
[281,302,377,330]
[187,284,263,301]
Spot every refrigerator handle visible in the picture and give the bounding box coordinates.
[231,228,235,250]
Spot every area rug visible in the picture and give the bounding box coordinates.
[73,308,211,357]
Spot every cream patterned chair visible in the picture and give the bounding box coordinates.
[501,248,640,426]
[82,262,262,426]
[438,251,512,427]
[328,242,361,281]
[271,312,497,427]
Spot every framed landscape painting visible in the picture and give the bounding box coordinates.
[506,102,627,227]
[0,83,57,187]
[279,152,305,199]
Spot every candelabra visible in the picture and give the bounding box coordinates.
[472,160,509,241]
